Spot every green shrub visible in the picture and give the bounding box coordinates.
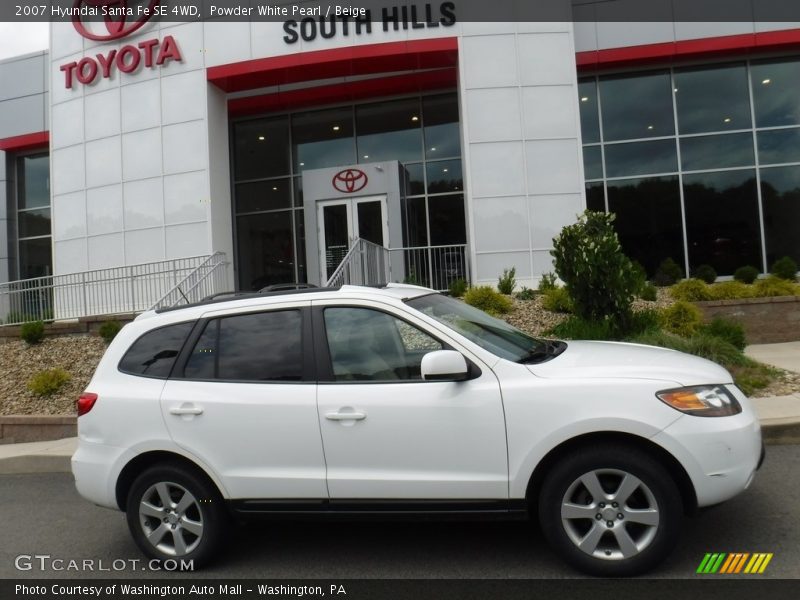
[684,333,751,368]
[448,278,467,298]
[550,211,640,327]
[753,275,797,297]
[733,265,759,284]
[660,301,703,337]
[541,287,573,313]
[628,330,692,353]
[20,321,45,345]
[701,317,747,351]
[463,286,513,315]
[630,260,648,293]
[770,256,798,281]
[548,315,616,340]
[670,278,712,302]
[497,267,517,295]
[516,287,536,301]
[628,309,662,336]
[653,258,683,287]
[639,284,658,301]
[708,281,755,300]
[99,320,122,344]
[27,368,71,397]
[538,272,558,293]
[692,264,717,284]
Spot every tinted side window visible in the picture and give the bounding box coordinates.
[184,310,303,382]
[119,322,194,378]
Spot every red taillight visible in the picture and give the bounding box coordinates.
[77,393,98,417]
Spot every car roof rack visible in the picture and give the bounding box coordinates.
[155,285,341,314]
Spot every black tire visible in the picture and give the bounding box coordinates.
[538,444,682,577]
[126,462,227,569]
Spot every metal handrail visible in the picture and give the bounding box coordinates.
[150,252,229,309]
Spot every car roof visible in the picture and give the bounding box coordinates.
[138,283,437,323]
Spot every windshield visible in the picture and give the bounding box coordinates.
[406,293,550,363]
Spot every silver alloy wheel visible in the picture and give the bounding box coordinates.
[138,481,204,557]
[560,468,660,561]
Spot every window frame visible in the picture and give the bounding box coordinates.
[117,320,198,380]
[170,306,316,384]
[311,304,458,385]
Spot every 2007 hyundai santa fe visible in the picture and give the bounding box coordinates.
[72,283,764,576]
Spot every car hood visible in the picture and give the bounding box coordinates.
[527,340,732,387]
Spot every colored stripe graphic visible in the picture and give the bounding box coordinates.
[697,553,727,573]
[700,552,773,574]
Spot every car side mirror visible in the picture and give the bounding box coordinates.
[421,350,469,382]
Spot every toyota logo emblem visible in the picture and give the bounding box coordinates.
[332,169,368,193]
[72,0,161,41]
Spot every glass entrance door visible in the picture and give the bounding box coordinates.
[318,195,388,283]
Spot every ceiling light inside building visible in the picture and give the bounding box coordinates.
[332,125,340,131]
[724,117,732,123]
[443,168,449,172]
[258,136,265,141]
[272,186,278,191]
[762,78,771,85]
[647,125,654,130]
[411,115,419,121]
[580,97,589,102]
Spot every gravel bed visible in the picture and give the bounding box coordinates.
[0,336,106,415]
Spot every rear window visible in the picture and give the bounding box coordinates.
[118,322,194,378]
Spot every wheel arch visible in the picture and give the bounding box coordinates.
[115,451,224,512]
[525,431,698,516]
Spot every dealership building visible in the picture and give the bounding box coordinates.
[1,1,800,321]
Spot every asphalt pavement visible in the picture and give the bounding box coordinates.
[0,445,798,580]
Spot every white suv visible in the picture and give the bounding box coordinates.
[72,284,763,576]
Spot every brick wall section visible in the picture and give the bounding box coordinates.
[0,416,76,444]
[696,295,800,344]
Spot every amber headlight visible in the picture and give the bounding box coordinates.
[656,385,742,417]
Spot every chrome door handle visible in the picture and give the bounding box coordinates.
[325,410,367,421]
[169,406,204,416]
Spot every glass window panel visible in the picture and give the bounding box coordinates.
[233,117,290,181]
[356,200,384,246]
[680,133,754,171]
[235,179,292,214]
[751,59,800,128]
[356,98,422,163]
[683,170,761,276]
[757,128,800,165]
[760,166,800,268]
[183,320,218,380]
[578,79,600,143]
[295,210,307,284]
[423,93,460,159]
[428,194,466,246]
[583,145,603,180]
[607,176,685,277]
[426,159,462,194]
[292,107,354,171]
[236,211,295,291]
[215,311,303,381]
[18,208,51,238]
[604,140,677,178]
[586,182,605,213]
[18,237,52,279]
[600,71,674,141]
[401,163,425,196]
[674,64,751,134]
[119,322,193,379]
[19,154,50,210]
[293,176,303,207]
[323,307,441,381]
[402,197,428,247]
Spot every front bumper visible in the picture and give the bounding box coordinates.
[651,392,762,508]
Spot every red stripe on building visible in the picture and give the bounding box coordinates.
[208,38,459,93]
[228,69,458,117]
[576,28,800,71]
[0,131,49,152]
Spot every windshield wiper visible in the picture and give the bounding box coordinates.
[518,340,566,364]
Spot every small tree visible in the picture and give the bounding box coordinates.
[551,211,640,328]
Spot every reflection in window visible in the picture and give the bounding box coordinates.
[675,64,751,134]
[235,179,292,214]
[19,155,50,209]
[234,117,290,180]
[292,107,354,171]
[680,133,754,171]
[683,170,762,276]
[428,194,466,246]
[119,322,193,378]
[356,98,422,162]
[585,182,605,213]
[17,153,52,280]
[236,211,295,291]
[760,166,800,267]
[18,238,52,280]
[423,94,461,159]
[751,59,800,128]
[600,71,674,141]
[401,163,425,196]
[402,197,428,247]
[607,176,685,277]
[578,79,600,143]
[426,160,462,194]
[604,139,677,178]
[757,128,800,166]
[583,145,603,180]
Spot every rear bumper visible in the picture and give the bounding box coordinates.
[71,440,126,510]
